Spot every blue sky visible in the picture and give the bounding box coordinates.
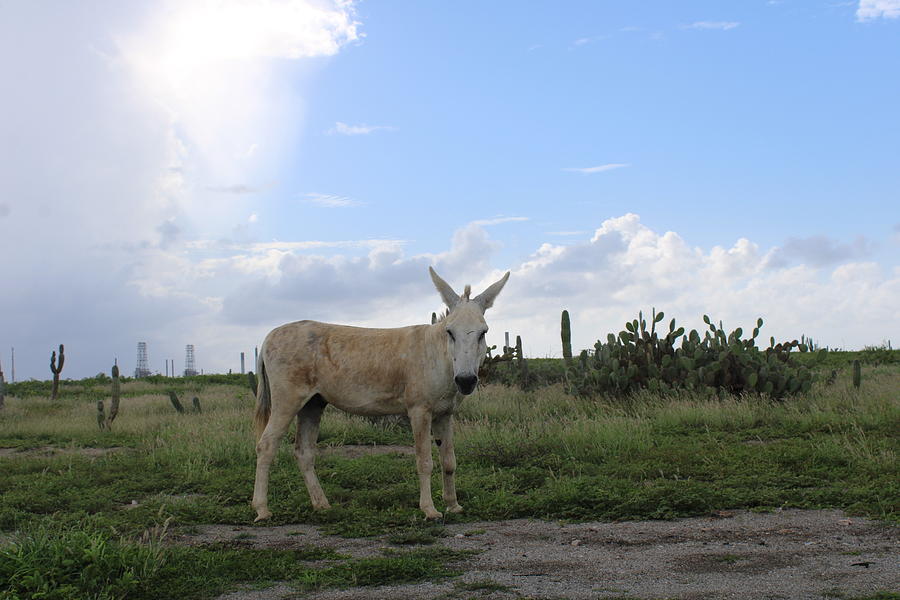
[281,1,900,255]
[1,0,898,380]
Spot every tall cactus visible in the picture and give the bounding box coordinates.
[168,391,185,414]
[98,363,121,430]
[107,364,120,427]
[515,335,530,389]
[50,344,65,401]
[247,371,258,398]
[0,363,5,410]
[561,310,573,366]
[852,360,861,389]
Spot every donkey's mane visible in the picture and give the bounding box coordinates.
[434,283,472,323]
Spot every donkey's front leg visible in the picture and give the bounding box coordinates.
[408,406,441,520]
[432,413,462,513]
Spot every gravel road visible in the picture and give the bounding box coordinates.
[178,509,898,600]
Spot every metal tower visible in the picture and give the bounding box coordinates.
[184,345,198,376]
[135,342,151,378]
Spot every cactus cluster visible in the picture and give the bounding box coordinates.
[564,309,820,400]
[478,334,539,389]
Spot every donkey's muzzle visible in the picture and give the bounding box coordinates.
[454,374,478,395]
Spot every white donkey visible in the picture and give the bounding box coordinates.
[252,267,509,521]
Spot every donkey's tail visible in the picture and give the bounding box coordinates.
[254,352,271,441]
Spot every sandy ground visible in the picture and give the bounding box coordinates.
[169,509,899,600]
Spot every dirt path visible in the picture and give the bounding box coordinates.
[173,509,898,599]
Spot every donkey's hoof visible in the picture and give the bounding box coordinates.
[447,503,463,514]
[424,508,443,520]
[254,509,272,522]
[312,502,332,511]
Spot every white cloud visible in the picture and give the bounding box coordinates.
[186,239,404,252]
[472,216,529,226]
[303,192,365,207]
[206,184,263,194]
[211,215,899,362]
[5,207,899,377]
[571,35,606,47]
[765,235,873,268]
[683,21,741,30]
[329,121,395,135]
[856,0,900,20]
[492,214,898,357]
[562,163,630,174]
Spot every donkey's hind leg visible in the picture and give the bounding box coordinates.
[252,387,303,521]
[293,394,330,510]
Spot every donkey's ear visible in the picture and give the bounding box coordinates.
[473,271,510,311]
[429,267,460,309]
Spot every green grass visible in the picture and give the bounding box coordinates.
[0,521,468,600]
[1,366,898,598]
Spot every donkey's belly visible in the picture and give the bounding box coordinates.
[321,384,407,416]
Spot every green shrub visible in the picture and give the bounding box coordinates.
[0,524,165,600]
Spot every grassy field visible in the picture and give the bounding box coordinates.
[1,364,897,599]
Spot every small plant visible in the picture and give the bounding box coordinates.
[50,343,65,401]
[386,524,446,545]
[714,553,741,564]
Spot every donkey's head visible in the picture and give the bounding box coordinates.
[429,267,510,395]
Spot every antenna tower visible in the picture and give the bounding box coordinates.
[184,345,198,376]
[135,342,151,378]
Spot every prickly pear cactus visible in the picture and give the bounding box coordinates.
[565,308,817,400]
